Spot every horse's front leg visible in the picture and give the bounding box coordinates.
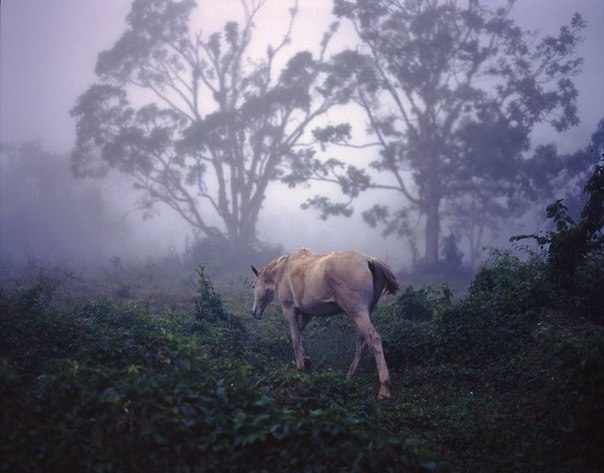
[284,308,309,371]
[297,312,313,371]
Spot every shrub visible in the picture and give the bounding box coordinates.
[533,321,604,454]
[0,275,446,473]
[394,285,452,321]
[383,250,551,367]
[379,286,450,367]
[382,318,440,367]
[194,265,247,349]
[512,154,604,321]
[436,250,549,362]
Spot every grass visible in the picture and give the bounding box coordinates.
[1,252,603,472]
[0,273,443,473]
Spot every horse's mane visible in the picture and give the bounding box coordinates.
[260,255,288,283]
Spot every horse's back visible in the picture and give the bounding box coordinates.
[288,249,376,284]
[285,250,377,314]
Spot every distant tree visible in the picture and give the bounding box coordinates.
[544,118,604,216]
[298,0,585,264]
[71,0,342,251]
[0,141,109,264]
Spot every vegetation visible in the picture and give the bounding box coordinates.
[2,2,601,471]
[0,269,443,473]
[2,158,602,471]
[71,0,345,252]
[299,0,586,265]
[67,0,593,270]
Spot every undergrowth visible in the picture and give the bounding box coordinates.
[0,271,442,473]
[1,156,602,472]
[2,247,602,472]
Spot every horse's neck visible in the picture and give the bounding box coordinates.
[269,255,289,289]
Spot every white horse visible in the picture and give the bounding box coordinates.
[251,248,399,399]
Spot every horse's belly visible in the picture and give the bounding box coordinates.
[300,300,342,317]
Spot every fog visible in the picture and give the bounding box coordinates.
[1,0,603,279]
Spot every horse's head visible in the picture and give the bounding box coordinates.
[250,265,275,320]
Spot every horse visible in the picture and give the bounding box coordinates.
[251,248,399,399]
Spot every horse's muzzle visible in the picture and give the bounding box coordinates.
[251,308,263,320]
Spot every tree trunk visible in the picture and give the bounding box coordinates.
[424,197,440,265]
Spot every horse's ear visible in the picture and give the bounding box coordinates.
[251,265,259,277]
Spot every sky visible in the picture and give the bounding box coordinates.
[1,0,603,269]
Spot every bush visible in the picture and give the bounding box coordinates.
[384,249,563,366]
[382,318,440,367]
[194,265,247,351]
[512,154,604,321]
[533,321,604,455]
[0,274,446,473]
[394,285,452,321]
[438,250,552,362]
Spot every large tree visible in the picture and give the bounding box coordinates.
[300,0,585,264]
[71,0,342,249]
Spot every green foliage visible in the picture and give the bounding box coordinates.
[394,285,452,322]
[532,321,604,448]
[194,265,248,356]
[3,213,604,472]
[0,274,444,473]
[438,252,548,360]
[194,264,229,323]
[512,153,604,321]
[382,251,548,367]
[378,244,604,470]
[382,317,439,367]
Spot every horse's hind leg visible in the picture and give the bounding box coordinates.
[350,313,391,399]
[346,331,368,379]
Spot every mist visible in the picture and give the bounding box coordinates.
[2,3,604,469]
[1,0,603,282]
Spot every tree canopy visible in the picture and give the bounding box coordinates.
[72,0,343,250]
[300,0,585,264]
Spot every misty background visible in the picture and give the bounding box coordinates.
[1,0,603,284]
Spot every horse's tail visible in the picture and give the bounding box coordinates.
[368,258,400,311]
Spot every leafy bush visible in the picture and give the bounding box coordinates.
[194,265,248,353]
[532,321,604,454]
[383,252,551,366]
[0,274,445,473]
[394,285,452,321]
[512,154,604,321]
[382,318,440,367]
[437,251,546,358]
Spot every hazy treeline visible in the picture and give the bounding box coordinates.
[2,0,603,285]
[0,142,122,267]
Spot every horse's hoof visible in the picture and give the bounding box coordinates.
[377,388,391,400]
[303,357,312,371]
